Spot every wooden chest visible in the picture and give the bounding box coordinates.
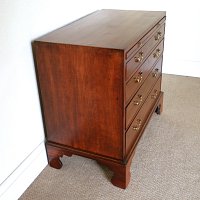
[33,9,166,189]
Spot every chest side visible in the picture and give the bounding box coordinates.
[34,42,124,159]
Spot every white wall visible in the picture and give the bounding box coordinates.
[0,1,96,199]
[0,0,199,199]
[110,0,200,77]
[161,1,200,77]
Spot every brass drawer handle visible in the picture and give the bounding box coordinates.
[134,52,144,63]
[155,31,162,41]
[132,126,140,131]
[138,94,143,100]
[134,76,142,83]
[153,73,157,77]
[152,68,159,77]
[134,71,143,83]
[138,41,143,47]
[132,119,142,131]
[151,89,158,99]
[133,101,140,105]
[151,95,157,99]
[153,49,161,58]
[154,89,158,95]
[133,94,143,105]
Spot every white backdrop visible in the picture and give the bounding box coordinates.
[0,0,199,199]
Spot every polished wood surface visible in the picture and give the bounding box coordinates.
[126,58,163,129]
[126,25,165,80]
[34,43,124,159]
[126,40,164,103]
[37,9,165,51]
[126,17,165,59]
[126,77,162,155]
[33,10,166,189]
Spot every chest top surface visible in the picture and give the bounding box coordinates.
[36,9,166,50]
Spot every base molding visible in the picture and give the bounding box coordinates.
[46,143,134,189]
[0,142,47,200]
[45,92,163,189]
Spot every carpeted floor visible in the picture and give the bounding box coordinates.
[19,74,200,200]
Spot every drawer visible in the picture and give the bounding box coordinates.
[126,24,165,81]
[143,24,165,59]
[126,58,162,129]
[126,77,161,155]
[126,39,164,103]
[126,18,165,59]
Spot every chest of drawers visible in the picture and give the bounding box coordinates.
[33,9,166,189]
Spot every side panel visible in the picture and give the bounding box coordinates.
[34,42,124,160]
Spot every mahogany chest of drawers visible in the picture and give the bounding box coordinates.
[33,9,166,189]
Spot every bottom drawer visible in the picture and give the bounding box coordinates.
[126,77,161,155]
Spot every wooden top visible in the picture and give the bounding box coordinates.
[36,9,166,50]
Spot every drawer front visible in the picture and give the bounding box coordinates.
[126,57,162,129]
[142,24,165,59]
[126,24,165,81]
[126,77,161,155]
[126,39,164,103]
[126,18,165,59]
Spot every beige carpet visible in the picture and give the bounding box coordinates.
[19,74,200,200]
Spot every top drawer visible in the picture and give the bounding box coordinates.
[126,22,165,81]
[125,17,165,59]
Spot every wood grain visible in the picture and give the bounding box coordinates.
[33,10,166,189]
[126,77,162,155]
[36,9,166,51]
[34,42,124,160]
[126,39,164,103]
[126,57,163,129]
